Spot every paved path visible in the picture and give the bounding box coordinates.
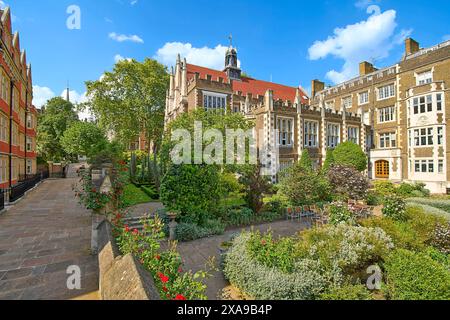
[0,178,98,300]
[128,202,164,217]
[176,220,309,300]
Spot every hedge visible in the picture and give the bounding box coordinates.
[406,199,450,221]
[383,249,450,300]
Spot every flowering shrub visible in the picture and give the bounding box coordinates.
[328,202,355,225]
[224,233,330,300]
[73,171,113,212]
[327,165,370,201]
[429,222,450,254]
[382,195,407,221]
[300,224,394,275]
[114,215,208,300]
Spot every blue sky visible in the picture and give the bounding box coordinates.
[4,0,450,111]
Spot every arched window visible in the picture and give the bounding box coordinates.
[375,160,389,178]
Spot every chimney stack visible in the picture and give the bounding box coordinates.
[405,38,420,56]
[311,79,325,98]
[359,61,376,76]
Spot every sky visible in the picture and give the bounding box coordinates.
[3,0,450,114]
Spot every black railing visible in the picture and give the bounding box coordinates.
[0,189,4,211]
[9,174,43,203]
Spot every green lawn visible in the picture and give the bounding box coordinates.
[122,183,153,207]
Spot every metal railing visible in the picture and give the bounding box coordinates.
[0,189,4,211]
[9,174,43,202]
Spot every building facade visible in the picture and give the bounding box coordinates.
[165,44,364,181]
[0,7,38,189]
[310,38,450,193]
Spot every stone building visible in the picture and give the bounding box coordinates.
[0,7,38,189]
[165,43,364,181]
[310,38,450,193]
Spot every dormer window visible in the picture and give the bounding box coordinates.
[416,71,432,85]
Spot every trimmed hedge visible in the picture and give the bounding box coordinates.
[407,198,450,218]
[223,233,330,300]
[383,249,450,300]
[141,185,159,200]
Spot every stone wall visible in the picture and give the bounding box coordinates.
[97,221,160,300]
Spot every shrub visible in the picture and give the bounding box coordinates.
[425,247,450,269]
[299,224,394,275]
[332,142,367,172]
[279,162,331,206]
[141,185,159,200]
[327,165,370,200]
[320,284,373,300]
[360,217,423,251]
[397,182,430,198]
[322,149,335,173]
[175,220,225,242]
[328,202,354,225]
[373,181,396,197]
[224,233,330,300]
[366,190,382,206]
[160,164,222,224]
[238,164,272,214]
[382,195,407,221]
[429,222,450,254]
[383,249,450,300]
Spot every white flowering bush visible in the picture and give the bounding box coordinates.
[302,224,394,275]
[223,233,331,300]
[383,195,407,221]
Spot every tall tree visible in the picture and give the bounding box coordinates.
[85,58,169,158]
[37,97,79,162]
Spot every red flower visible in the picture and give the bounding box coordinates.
[158,272,169,284]
[174,294,186,300]
[124,225,130,232]
[155,255,161,260]
[261,239,267,245]
[162,286,168,292]
[91,188,96,193]
[132,229,139,235]
[178,266,183,273]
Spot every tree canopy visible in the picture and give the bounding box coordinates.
[37,97,79,162]
[61,121,108,158]
[85,58,169,154]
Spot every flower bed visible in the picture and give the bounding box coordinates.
[224,224,394,300]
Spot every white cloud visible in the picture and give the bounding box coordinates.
[154,42,241,70]
[130,0,138,5]
[308,9,411,84]
[108,32,144,43]
[33,85,55,108]
[355,0,380,9]
[114,54,132,63]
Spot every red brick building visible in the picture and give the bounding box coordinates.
[0,7,38,189]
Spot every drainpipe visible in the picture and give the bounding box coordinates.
[24,87,27,180]
[9,80,14,188]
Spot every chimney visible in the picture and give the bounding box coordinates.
[405,38,420,55]
[359,61,375,76]
[311,79,325,98]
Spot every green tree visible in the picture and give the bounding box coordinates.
[333,142,367,172]
[85,58,169,184]
[279,162,331,206]
[299,149,313,171]
[61,121,108,158]
[322,149,335,173]
[37,97,79,161]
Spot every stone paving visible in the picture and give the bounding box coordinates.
[0,178,98,300]
[175,220,309,300]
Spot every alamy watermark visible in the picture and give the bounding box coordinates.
[66,265,81,290]
[366,264,382,290]
[169,123,280,176]
[66,5,81,30]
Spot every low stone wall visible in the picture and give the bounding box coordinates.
[97,221,160,300]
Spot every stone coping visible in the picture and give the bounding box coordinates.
[97,221,160,300]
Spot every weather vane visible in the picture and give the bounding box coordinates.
[228,33,233,47]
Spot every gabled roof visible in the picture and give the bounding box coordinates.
[186,63,309,104]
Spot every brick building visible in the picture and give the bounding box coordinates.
[165,43,364,181]
[0,7,38,189]
[310,38,450,193]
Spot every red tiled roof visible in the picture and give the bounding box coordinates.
[186,64,309,104]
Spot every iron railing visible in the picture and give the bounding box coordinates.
[9,174,43,202]
[0,189,4,211]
